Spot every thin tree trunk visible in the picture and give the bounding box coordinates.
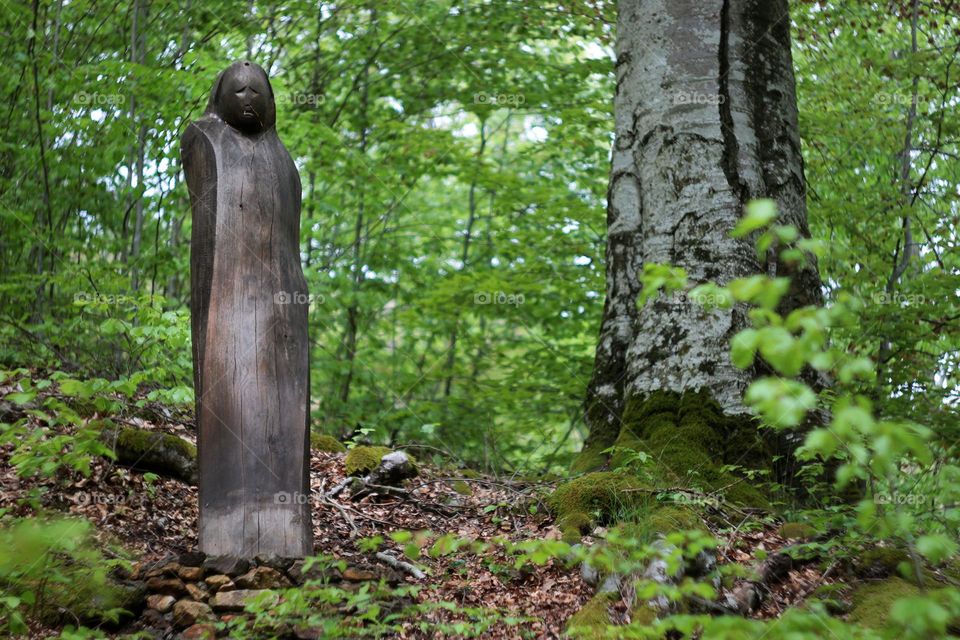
[877,0,920,381]
[129,0,148,291]
[338,6,376,405]
[443,120,487,396]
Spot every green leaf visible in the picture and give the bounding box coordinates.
[916,534,958,565]
[731,199,778,237]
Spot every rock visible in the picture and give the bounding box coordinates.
[234,566,291,590]
[145,577,187,597]
[342,567,378,582]
[366,451,418,486]
[185,582,208,601]
[255,554,297,573]
[172,599,214,628]
[178,550,207,567]
[294,626,323,640]
[146,594,176,613]
[141,608,168,629]
[145,561,182,579]
[597,574,621,595]
[210,589,277,612]
[178,565,204,582]
[204,574,235,593]
[202,555,250,577]
[287,559,338,586]
[181,623,217,639]
[580,560,600,587]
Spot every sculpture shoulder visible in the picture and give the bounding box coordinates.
[180,117,222,167]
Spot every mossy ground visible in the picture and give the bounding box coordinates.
[565,592,614,639]
[310,432,346,453]
[847,576,921,629]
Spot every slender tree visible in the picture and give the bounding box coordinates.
[579,0,823,470]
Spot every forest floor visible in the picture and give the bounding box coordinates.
[0,396,859,639]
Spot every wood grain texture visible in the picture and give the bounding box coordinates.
[182,62,312,557]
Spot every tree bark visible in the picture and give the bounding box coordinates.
[584,0,822,452]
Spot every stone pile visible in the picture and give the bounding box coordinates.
[130,550,388,639]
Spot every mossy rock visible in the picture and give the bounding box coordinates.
[854,547,911,579]
[310,432,346,453]
[855,546,941,586]
[549,472,651,543]
[343,445,418,476]
[451,480,473,496]
[566,592,614,639]
[778,522,818,540]
[101,425,197,484]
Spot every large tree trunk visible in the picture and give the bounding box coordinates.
[581,0,822,465]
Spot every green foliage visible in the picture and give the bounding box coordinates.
[0,517,139,634]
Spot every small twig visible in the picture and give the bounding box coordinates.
[325,477,353,499]
[317,480,359,537]
[375,551,426,580]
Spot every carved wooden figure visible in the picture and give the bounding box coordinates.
[182,61,312,557]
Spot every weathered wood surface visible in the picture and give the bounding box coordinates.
[182,61,312,557]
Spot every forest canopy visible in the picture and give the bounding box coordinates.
[0,1,958,638]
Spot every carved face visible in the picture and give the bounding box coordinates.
[215,62,275,133]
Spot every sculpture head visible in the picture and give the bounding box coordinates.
[206,61,276,133]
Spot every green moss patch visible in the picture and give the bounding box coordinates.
[102,425,197,483]
[622,391,768,508]
[848,577,920,629]
[310,433,346,453]
[566,592,615,639]
[778,522,817,540]
[548,472,651,542]
[451,480,473,496]
[576,390,770,508]
[344,445,393,476]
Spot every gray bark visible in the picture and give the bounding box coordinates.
[585,0,822,442]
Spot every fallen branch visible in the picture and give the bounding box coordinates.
[375,551,426,580]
